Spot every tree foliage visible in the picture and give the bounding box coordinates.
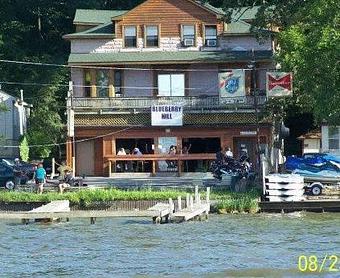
[221,0,340,125]
[19,135,30,162]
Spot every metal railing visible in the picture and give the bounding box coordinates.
[69,95,267,111]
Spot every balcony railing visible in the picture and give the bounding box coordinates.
[69,95,267,111]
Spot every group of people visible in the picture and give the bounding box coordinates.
[117,147,143,171]
[33,162,74,194]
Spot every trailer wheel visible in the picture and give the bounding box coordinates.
[311,185,322,196]
[5,180,15,190]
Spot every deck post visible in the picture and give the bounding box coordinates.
[194,186,199,204]
[177,196,182,211]
[206,187,210,204]
[186,193,190,208]
[197,193,201,205]
[189,195,194,211]
[108,160,112,177]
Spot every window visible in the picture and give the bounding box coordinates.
[158,74,185,96]
[84,70,91,97]
[205,25,217,46]
[96,70,109,97]
[145,26,159,47]
[124,26,137,47]
[114,70,122,95]
[328,126,339,150]
[182,25,195,40]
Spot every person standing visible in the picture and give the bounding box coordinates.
[225,147,234,158]
[34,163,46,194]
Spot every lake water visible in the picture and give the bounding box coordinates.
[0,213,339,277]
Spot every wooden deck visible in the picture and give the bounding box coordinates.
[107,153,216,177]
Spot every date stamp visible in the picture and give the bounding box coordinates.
[298,255,339,272]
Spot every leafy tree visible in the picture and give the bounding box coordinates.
[19,135,29,162]
[219,0,340,125]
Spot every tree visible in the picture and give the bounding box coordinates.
[219,0,340,125]
[19,135,29,162]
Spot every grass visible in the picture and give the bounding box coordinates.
[215,189,260,214]
[0,187,261,213]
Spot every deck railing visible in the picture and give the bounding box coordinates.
[69,95,267,111]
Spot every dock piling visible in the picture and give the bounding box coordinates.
[177,196,182,211]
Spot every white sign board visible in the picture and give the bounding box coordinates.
[151,105,183,126]
[266,72,293,97]
[219,70,246,98]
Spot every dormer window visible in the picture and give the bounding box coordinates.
[182,25,195,47]
[124,26,137,48]
[205,25,217,47]
[145,25,159,47]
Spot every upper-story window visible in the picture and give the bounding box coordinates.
[182,25,195,46]
[145,26,159,47]
[124,26,137,48]
[96,70,109,97]
[205,25,217,47]
[84,70,92,97]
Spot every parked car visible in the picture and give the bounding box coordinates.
[0,162,28,189]
[0,158,36,179]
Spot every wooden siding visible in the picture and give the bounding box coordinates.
[116,0,221,38]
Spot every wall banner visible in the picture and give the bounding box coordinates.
[151,105,183,126]
[219,70,246,98]
[266,72,293,97]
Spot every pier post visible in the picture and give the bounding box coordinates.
[194,186,199,204]
[90,217,96,224]
[186,193,190,208]
[197,193,201,205]
[189,195,194,211]
[206,187,210,204]
[177,196,182,211]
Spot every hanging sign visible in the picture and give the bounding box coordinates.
[151,105,183,126]
[266,72,293,97]
[219,70,246,98]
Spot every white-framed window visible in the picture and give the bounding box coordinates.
[328,126,340,150]
[158,74,185,96]
[205,25,217,46]
[182,25,195,40]
[145,25,159,47]
[124,26,137,47]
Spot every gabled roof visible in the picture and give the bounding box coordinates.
[64,22,115,39]
[224,20,252,35]
[68,50,273,65]
[74,9,128,24]
[230,6,260,21]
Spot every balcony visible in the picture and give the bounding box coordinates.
[68,95,267,112]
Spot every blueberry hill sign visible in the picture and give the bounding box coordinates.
[151,105,183,126]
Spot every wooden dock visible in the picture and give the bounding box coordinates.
[259,199,340,213]
[148,186,211,223]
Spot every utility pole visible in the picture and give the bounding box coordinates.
[67,81,75,174]
[249,49,261,170]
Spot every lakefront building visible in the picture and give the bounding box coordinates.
[63,0,275,176]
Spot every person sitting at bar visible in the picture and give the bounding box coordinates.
[117,148,127,172]
[167,145,177,169]
[132,148,143,172]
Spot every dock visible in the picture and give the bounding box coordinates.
[259,199,340,213]
[148,186,211,223]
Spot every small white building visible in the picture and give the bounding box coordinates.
[298,131,321,154]
[0,90,31,157]
[322,125,340,155]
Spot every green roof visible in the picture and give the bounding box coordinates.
[74,9,128,24]
[230,6,260,21]
[68,50,272,64]
[64,22,115,39]
[224,20,252,35]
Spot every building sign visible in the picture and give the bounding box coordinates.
[240,131,257,136]
[266,72,293,97]
[151,105,183,126]
[219,70,246,98]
